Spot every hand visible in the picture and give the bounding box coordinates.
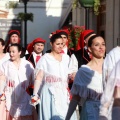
[30,95,40,106]
[69,72,76,81]
[31,95,38,102]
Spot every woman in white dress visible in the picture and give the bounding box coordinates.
[0,43,37,120]
[0,38,10,120]
[99,59,120,120]
[31,34,77,120]
[65,35,106,120]
[100,46,120,120]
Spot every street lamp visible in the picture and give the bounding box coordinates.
[78,0,94,29]
[21,0,29,48]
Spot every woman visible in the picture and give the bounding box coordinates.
[31,34,77,120]
[65,35,106,120]
[0,43,37,120]
[99,59,120,120]
[99,46,120,120]
[0,38,10,120]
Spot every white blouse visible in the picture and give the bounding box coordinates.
[35,53,70,80]
[0,59,34,117]
[100,60,120,118]
[0,53,10,66]
[68,54,78,74]
[103,46,120,87]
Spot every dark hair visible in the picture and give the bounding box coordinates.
[0,38,5,46]
[88,35,102,47]
[58,31,68,38]
[9,43,22,52]
[50,33,62,44]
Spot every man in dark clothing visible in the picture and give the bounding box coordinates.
[25,37,46,68]
[25,37,46,114]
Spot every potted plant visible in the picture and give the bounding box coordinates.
[17,13,33,22]
[72,0,100,15]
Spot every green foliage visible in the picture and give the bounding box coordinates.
[94,0,100,15]
[68,26,85,49]
[72,0,101,15]
[72,0,79,8]
[17,13,33,22]
[6,1,18,9]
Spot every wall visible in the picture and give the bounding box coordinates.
[106,0,120,52]
[72,3,97,32]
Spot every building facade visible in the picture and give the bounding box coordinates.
[60,0,120,53]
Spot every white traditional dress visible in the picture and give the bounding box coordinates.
[0,59,36,120]
[35,53,77,120]
[0,53,10,93]
[103,46,120,87]
[0,53,10,120]
[0,53,10,66]
[68,54,78,74]
[100,46,120,120]
[71,65,103,120]
[99,60,120,119]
